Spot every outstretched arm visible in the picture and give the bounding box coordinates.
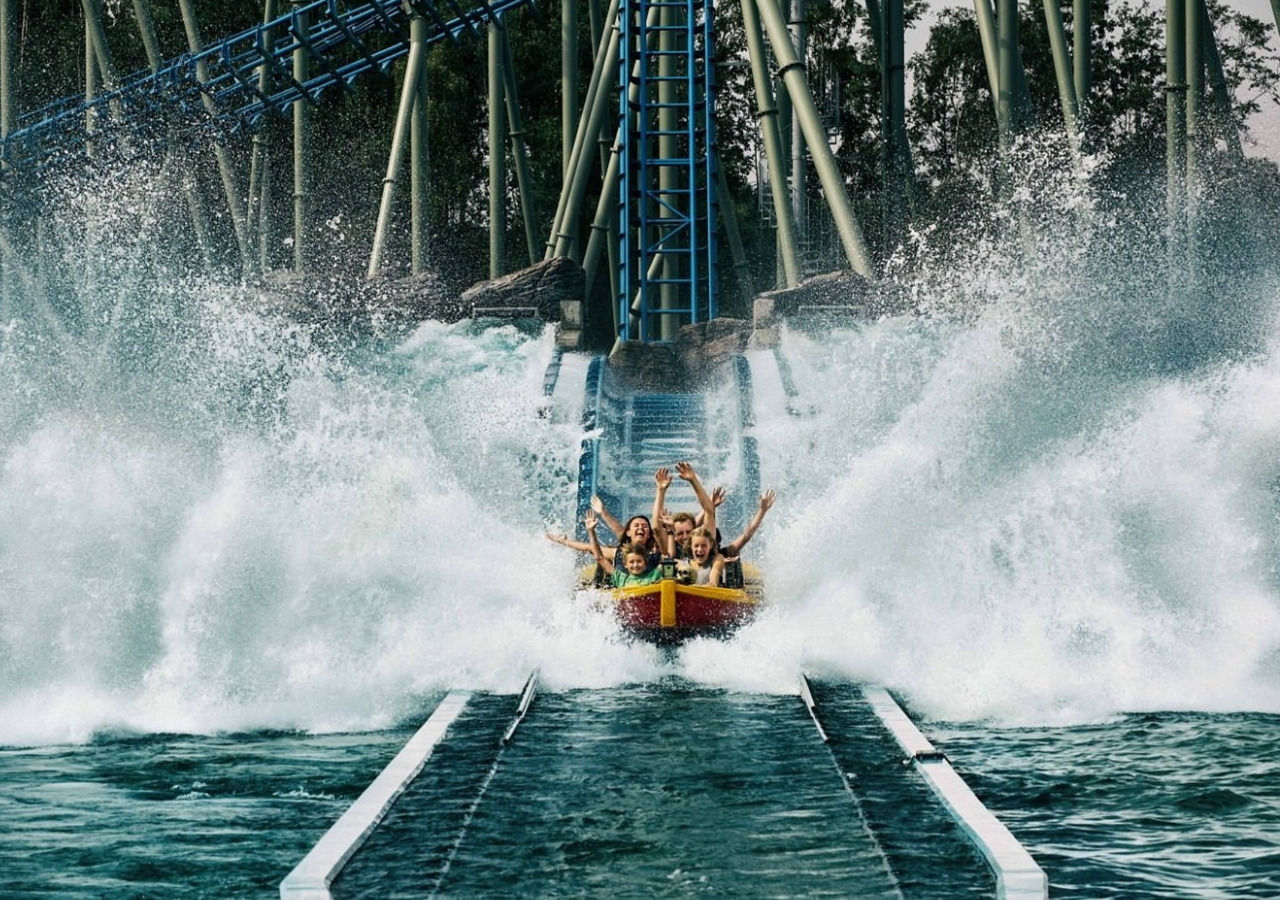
[585,510,615,574]
[652,467,673,551]
[675,461,716,536]
[592,495,626,540]
[547,532,594,553]
[694,486,726,527]
[722,489,775,557]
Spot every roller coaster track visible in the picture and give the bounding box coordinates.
[0,0,535,176]
[574,354,761,544]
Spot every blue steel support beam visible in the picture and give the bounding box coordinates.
[617,0,718,343]
[0,0,536,178]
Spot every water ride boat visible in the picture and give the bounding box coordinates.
[611,577,760,644]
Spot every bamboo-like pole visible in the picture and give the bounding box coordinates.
[883,0,908,251]
[293,7,310,273]
[716,163,755,309]
[996,0,1018,154]
[789,0,806,247]
[1185,0,1201,268]
[176,0,251,270]
[1200,1,1241,160]
[0,0,10,144]
[411,18,430,274]
[1166,0,1187,288]
[545,0,622,259]
[132,0,214,271]
[972,0,1001,116]
[0,0,10,317]
[1072,0,1090,112]
[82,0,119,87]
[582,134,621,322]
[563,0,579,176]
[488,22,507,278]
[246,0,278,273]
[501,30,538,266]
[741,0,799,286]
[1042,0,1081,163]
[85,17,98,151]
[755,0,873,277]
[368,19,429,279]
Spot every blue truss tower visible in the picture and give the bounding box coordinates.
[617,0,719,342]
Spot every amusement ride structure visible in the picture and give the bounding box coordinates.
[1,1,1273,897]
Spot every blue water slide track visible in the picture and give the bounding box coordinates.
[0,0,535,178]
[575,354,758,546]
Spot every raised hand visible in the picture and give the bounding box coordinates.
[590,495,605,514]
[655,467,673,490]
[711,486,727,508]
[675,460,696,481]
[660,507,674,527]
[546,532,568,545]
[584,509,598,530]
[759,489,775,512]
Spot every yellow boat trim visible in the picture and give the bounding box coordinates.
[660,579,676,627]
[610,581,759,606]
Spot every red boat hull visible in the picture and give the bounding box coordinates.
[611,579,759,644]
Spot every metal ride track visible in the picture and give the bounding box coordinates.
[0,0,536,176]
[574,354,760,546]
[280,677,1044,899]
[281,353,1047,899]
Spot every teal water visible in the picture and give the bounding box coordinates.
[3,161,1280,895]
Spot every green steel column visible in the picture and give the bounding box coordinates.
[741,0,799,286]
[246,0,279,273]
[1166,0,1187,287]
[132,0,214,270]
[368,18,429,279]
[550,0,633,260]
[996,0,1018,154]
[582,134,621,317]
[1271,0,1280,37]
[716,163,756,308]
[1185,0,1201,247]
[258,138,273,273]
[82,0,119,87]
[755,0,873,277]
[502,29,538,265]
[883,0,907,251]
[0,0,10,143]
[177,0,251,270]
[489,22,507,278]
[1200,1,1241,160]
[1072,0,1090,113]
[411,18,430,273]
[0,0,9,319]
[85,18,98,150]
[972,0,1001,115]
[789,0,807,249]
[563,0,579,177]
[545,0,621,258]
[292,5,310,273]
[1042,0,1081,160]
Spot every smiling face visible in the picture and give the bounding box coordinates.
[672,514,695,547]
[624,550,650,575]
[626,517,652,544]
[690,533,713,564]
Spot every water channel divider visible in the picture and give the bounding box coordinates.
[859,685,1049,900]
[280,671,540,900]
